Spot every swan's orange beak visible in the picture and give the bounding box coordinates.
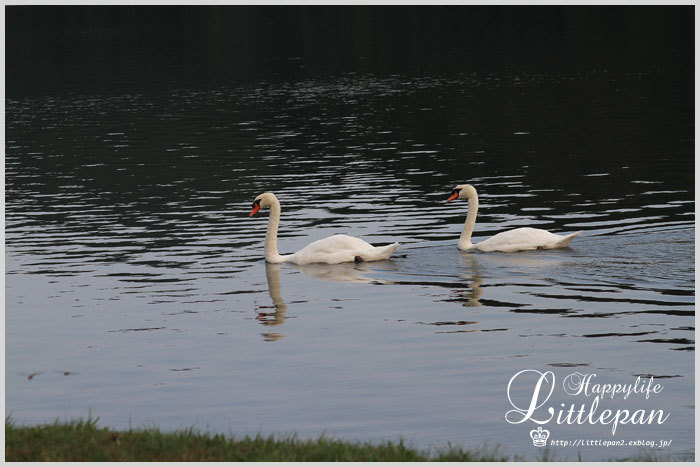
[447,192,459,202]
[249,204,260,217]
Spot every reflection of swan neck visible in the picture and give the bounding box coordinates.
[460,194,478,249]
[265,197,284,263]
[265,263,287,315]
[469,276,483,307]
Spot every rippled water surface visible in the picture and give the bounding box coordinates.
[6,69,693,460]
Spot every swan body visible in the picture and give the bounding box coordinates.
[447,184,581,253]
[250,192,399,264]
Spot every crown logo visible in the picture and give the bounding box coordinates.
[529,426,550,447]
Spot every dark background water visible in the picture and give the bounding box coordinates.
[5,5,695,461]
[7,6,693,94]
[6,5,694,194]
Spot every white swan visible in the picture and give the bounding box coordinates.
[447,184,581,253]
[249,192,399,264]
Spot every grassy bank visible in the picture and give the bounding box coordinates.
[5,417,510,462]
[6,417,686,462]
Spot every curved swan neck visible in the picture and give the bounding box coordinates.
[459,194,478,249]
[265,197,285,263]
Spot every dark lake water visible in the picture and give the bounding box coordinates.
[5,6,694,461]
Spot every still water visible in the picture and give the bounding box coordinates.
[5,71,694,460]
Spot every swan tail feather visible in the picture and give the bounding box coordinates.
[545,231,582,249]
[361,242,399,261]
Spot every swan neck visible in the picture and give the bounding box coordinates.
[460,195,478,249]
[265,198,284,262]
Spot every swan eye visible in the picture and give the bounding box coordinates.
[252,199,260,209]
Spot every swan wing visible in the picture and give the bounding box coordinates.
[300,234,374,253]
[475,227,580,252]
[288,235,399,264]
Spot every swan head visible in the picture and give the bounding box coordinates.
[447,184,477,202]
[250,192,278,217]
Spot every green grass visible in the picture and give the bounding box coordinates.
[5,416,691,462]
[5,416,509,462]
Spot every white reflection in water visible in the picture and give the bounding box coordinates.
[259,260,401,341]
[295,261,397,284]
[257,263,288,333]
